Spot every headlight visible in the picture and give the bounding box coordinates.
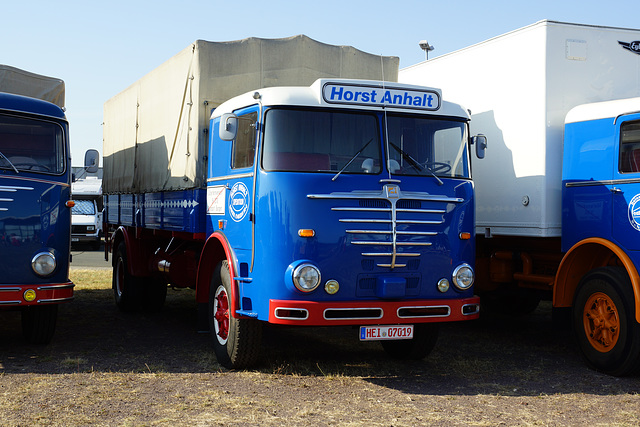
[32,252,56,277]
[452,263,474,290]
[292,263,321,292]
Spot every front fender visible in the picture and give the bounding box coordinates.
[555,237,640,323]
[196,232,241,317]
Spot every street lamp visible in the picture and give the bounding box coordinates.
[419,40,434,60]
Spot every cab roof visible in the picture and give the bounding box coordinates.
[212,79,469,120]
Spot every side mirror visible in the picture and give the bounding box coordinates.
[472,134,487,159]
[219,113,238,141]
[84,149,100,173]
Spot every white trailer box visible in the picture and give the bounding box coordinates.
[400,20,640,237]
[0,65,65,108]
[103,35,399,194]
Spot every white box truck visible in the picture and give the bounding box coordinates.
[401,20,640,375]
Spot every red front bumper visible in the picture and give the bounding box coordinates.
[0,282,74,307]
[268,296,480,326]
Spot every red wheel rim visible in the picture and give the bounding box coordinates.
[583,292,620,353]
[214,286,230,343]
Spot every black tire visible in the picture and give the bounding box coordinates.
[21,304,58,344]
[381,323,439,360]
[113,241,142,312]
[572,267,640,376]
[209,261,262,369]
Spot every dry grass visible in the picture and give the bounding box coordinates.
[0,270,639,425]
[70,268,112,290]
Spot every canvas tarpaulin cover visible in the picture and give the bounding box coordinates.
[103,35,399,194]
[0,65,65,108]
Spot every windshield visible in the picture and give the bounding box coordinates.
[72,200,96,215]
[260,108,470,179]
[262,109,381,174]
[386,114,470,179]
[0,114,65,174]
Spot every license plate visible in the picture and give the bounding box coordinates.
[359,325,414,341]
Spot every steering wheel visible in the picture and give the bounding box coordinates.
[12,163,51,172]
[422,161,451,174]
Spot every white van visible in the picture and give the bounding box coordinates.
[71,177,102,249]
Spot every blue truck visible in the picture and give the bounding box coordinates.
[401,21,640,375]
[102,37,483,368]
[0,65,96,343]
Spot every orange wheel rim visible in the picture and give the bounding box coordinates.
[582,292,620,353]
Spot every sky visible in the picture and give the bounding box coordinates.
[1,0,638,165]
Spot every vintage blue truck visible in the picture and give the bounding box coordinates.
[0,65,96,343]
[102,37,483,368]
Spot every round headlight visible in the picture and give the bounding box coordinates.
[325,280,340,295]
[293,263,321,292]
[437,278,450,293]
[452,263,474,290]
[32,252,56,277]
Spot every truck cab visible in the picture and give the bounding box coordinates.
[202,79,483,366]
[560,97,640,375]
[0,91,73,343]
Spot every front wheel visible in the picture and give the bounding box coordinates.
[381,323,439,360]
[209,261,262,369]
[573,267,640,376]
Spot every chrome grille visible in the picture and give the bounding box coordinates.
[308,182,464,269]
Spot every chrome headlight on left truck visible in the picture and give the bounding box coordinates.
[32,252,56,277]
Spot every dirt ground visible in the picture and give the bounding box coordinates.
[0,269,639,426]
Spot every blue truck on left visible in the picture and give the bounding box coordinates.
[0,65,96,343]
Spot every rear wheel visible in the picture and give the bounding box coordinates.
[21,304,58,344]
[113,241,142,312]
[381,323,439,360]
[573,267,640,376]
[209,261,262,369]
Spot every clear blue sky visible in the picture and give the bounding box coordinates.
[1,0,637,165]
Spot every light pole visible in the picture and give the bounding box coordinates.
[419,40,434,60]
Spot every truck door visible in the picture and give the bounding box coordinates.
[612,115,640,251]
[210,106,259,266]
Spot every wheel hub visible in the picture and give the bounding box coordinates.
[583,292,620,353]
[214,286,230,344]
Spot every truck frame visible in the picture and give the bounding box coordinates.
[103,38,483,368]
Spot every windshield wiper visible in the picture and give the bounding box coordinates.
[332,138,374,181]
[0,151,19,174]
[389,142,443,185]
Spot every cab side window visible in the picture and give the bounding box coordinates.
[619,120,640,173]
[232,111,258,169]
